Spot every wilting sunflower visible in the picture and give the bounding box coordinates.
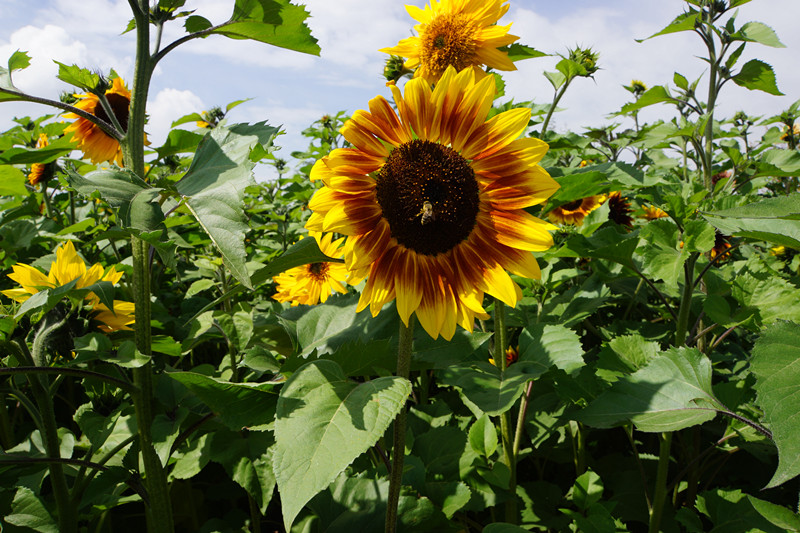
[272,232,359,306]
[28,133,54,186]
[548,195,605,226]
[306,66,559,340]
[641,205,669,220]
[379,0,519,83]
[1,241,134,332]
[63,77,134,166]
[607,191,633,228]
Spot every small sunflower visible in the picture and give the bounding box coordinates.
[272,232,358,306]
[489,344,518,367]
[379,0,519,83]
[63,77,137,166]
[28,133,54,186]
[306,66,559,340]
[710,233,732,262]
[548,195,605,226]
[641,205,669,220]
[770,245,787,257]
[780,124,800,143]
[1,241,134,332]
[607,191,633,228]
[629,79,647,96]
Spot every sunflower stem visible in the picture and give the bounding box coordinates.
[123,2,173,530]
[648,432,673,533]
[494,299,517,523]
[28,314,76,533]
[385,318,414,533]
[96,93,126,136]
[675,253,698,347]
[540,80,571,138]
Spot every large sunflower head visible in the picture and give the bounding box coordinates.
[607,191,633,228]
[379,0,519,83]
[548,195,605,226]
[272,232,361,307]
[63,77,132,166]
[306,66,559,340]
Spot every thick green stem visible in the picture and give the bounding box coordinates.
[0,394,13,449]
[385,319,414,533]
[493,300,517,523]
[702,22,718,192]
[675,254,698,346]
[648,432,673,533]
[29,315,76,533]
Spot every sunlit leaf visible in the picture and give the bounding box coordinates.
[732,22,786,48]
[5,487,58,533]
[702,193,800,249]
[273,360,411,530]
[576,347,720,432]
[637,11,700,41]
[504,43,548,62]
[0,165,27,196]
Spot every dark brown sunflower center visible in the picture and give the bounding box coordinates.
[307,262,328,280]
[420,13,477,76]
[561,199,584,211]
[94,92,130,132]
[375,139,479,256]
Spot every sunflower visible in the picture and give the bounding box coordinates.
[710,233,732,262]
[28,133,54,186]
[607,191,633,228]
[641,205,669,220]
[272,232,358,306]
[306,66,558,340]
[63,77,137,166]
[1,241,134,332]
[489,344,518,367]
[379,0,519,83]
[548,195,605,226]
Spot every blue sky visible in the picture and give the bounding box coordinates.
[1,0,798,180]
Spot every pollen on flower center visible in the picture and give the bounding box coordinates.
[420,12,477,76]
[95,92,130,131]
[376,139,479,256]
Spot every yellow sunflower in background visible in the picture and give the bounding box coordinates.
[307,66,559,340]
[28,133,53,186]
[272,232,359,307]
[548,195,605,226]
[63,77,138,166]
[641,205,669,220]
[379,0,519,83]
[1,241,134,332]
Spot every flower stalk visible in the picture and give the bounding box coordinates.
[494,299,517,523]
[385,318,414,533]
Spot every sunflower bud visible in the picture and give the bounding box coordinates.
[628,79,647,96]
[89,74,111,97]
[383,55,412,84]
[568,47,600,77]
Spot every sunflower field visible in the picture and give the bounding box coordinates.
[2,0,800,532]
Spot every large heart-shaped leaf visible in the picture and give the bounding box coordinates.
[750,321,800,488]
[577,347,720,432]
[273,360,411,530]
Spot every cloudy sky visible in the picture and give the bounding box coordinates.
[1,0,798,179]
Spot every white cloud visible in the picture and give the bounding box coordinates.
[146,88,206,147]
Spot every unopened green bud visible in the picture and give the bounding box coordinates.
[568,47,600,76]
[383,55,412,84]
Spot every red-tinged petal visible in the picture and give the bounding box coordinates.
[462,107,530,160]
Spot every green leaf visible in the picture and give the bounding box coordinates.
[483,525,531,533]
[282,339,396,377]
[167,371,278,430]
[732,59,783,96]
[185,14,213,33]
[468,414,498,458]
[543,70,566,90]
[273,360,411,530]
[702,193,800,249]
[16,278,79,319]
[0,136,77,165]
[64,167,150,207]
[177,124,274,289]
[0,51,30,100]
[555,58,586,80]
[114,340,153,368]
[504,43,548,62]
[251,236,342,285]
[5,487,59,533]
[0,165,28,196]
[731,271,800,328]
[619,85,675,114]
[576,347,720,432]
[732,22,786,48]
[155,129,204,159]
[210,430,275,513]
[425,481,471,519]
[696,489,800,532]
[751,321,800,488]
[170,111,205,128]
[54,61,100,90]
[212,0,320,56]
[673,72,689,90]
[185,278,216,298]
[637,11,700,41]
[517,323,585,376]
[571,469,603,512]
[553,227,640,269]
[440,360,542,416]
